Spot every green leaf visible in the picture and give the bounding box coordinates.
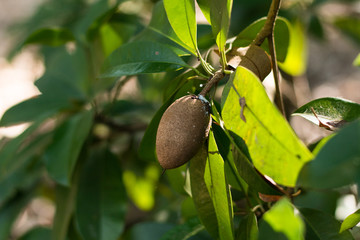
[73,0,122,43]
[52,185,78,240]
[126,222,174,240]
[232,17,290,62]
[293,97,360,129]
[354,53,360,66]
[222,67,312,187]
[0,191,33,239]
[45,110,93,186]
[24,28,74,46]
[0,94,75,127]
[205,131,234,240]
[19,227,52,240]
[278,20,307,76]
[212,123,281,195]
[145,1,194,55]
[138,97,173,162]
[160,217,204,240]
[207,0,233,53]
[0,133,51,207]
[340,209,360,233]
[196,0,211,24]
[189,145,219,239]
[259,198,304,240]
[236,213,258,240]
[297,120,360,189]
[76,147,127,240]
[101,41,191,78]
[299,208,354,240]
[163,0,198,54]
[35,46,91,99]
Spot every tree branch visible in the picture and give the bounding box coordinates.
[199,69,225,96]
[253,0,282,46]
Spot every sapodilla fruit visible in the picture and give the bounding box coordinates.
[156,95,211,169]
[228,44,272,81]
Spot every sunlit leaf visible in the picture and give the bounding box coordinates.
[259,198,304,240]
[354,53,360,66]
[123,165,159,211]
[222,67,312,186]
[160,217,204,240]
[24,28,74,46]
[145,1,195,55]
[45,110,94,186]
[340,209,360,233]
[212,124,281,195]
[101,41,191,78]
[297,120,360,189]
[232,17,290,62]
[205,131,234,240]
[76,147,127,240]
[293,97,360,130]
[208,0,233,53]
[163,0,198,54]
[278,20,307,76]
[189,145,219,239]
[299,208,354,240]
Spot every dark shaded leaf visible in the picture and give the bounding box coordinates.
[45,110,93,186]
[52,185,78,240]
[0,191,34,239]
[297,120,360,189]
[0,94,76,127]
[76,147,127,240]
[160,217,204,240]
[236,213,258,240]
[125,222,174,240]
[299,208,354,240]
[24,28,74,46]
[189,145,219,239]
[19,227,52,240]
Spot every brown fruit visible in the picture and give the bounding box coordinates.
[227,44,272,81]
[156,95,211,169]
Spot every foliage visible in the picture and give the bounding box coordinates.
[1,0,360,239]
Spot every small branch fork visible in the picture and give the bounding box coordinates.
[199,0,285,117]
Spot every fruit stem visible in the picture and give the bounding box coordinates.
[268,34,285,116]
[199,69,225,96]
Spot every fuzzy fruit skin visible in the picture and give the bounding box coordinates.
[156,95,211,169]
